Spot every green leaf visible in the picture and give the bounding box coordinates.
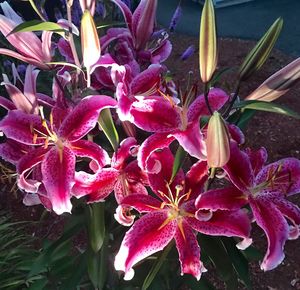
[98,108,119,151]
[170,145,187,183]
[142,242,173,290]
[239,18,283,81]
[221,237,251,289]
[87,203,105,253]
[234,100,300,119]
[27,278,48,290]
[242,245,263,262]
[7,20,64,37]
[178,276,216,290]
[199,235,237,286]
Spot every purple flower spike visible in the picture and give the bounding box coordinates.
[181,45,195,61]
[169,3,182,32]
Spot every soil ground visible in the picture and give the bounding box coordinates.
[1,35,300,289]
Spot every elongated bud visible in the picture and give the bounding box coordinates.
[81,10,100,86]
[206,111,230,168]
[239,18,283,81]
[199,0,217,83]
[246,57,300,102]
[135,0,157,50]
[79,0,96,15]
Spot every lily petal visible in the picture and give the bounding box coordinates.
[245,147,268,176]
[121,193,162,212]
[69,139,110,172]
[0,110,48,145]
[175,219,205,280]
[58,95,117,141]
[250,196,289,271]
[17,147,49,193]
[0,139,31,164]
[188,210,251,239]
[41,146,75,215]
[195,187,247,211]
[114,210,177,280]
[187,88,229,123]
[0,95,16,110]
[72,168,118,203]
[137,132,175,172]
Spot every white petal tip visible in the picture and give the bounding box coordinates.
[236,238,252,250]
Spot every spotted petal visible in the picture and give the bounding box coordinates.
[250,196,289,271]
[114,210,177,280]
[41,146,75,215]
[58,95,117,141]
[174,219,205,280]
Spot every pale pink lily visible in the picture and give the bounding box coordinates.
[0,95,117,214]
[72,137,148,225]
[114,148,251,280]
[0,2,53,69]
[196,143,300,271]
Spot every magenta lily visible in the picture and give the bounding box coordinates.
[72,137,148,225]
[196,143,300,271]
[134,88,229,171]
[0,95,117,214]
[114,148,251,280]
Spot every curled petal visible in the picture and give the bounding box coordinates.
[0,96,16,110]
[250,197,289,271]
[17,147,49,193]
[114,210,177,280]
[70,139,110,172]
[195,187,247,211]
[112,137,137,169]
[151,39,172,63]
[175,219,205,280]
[111,0,133,34]
[228,124,245,145]
[137,132,174,172]
[41,146,75,215]
[188,210,251,239]
[114,205,135,226]
[59,95,117,141]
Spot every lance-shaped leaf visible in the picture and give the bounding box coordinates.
[199,0,217,83]
[7,20,64,36]
[170,145,187,183]
[206,111,230,168]
[246,57,300,102]
[81,10,100,86]
[239,18,283,81]
[98,108,119,151]
[234,100,300,120]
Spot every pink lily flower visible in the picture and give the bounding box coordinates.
[0,95,117,214]
[114,148,251,280]
[196,143,300,271]
[134,88,229,171]
[0,2,53,69]
[101,0,172,66]
[72,137,148,225]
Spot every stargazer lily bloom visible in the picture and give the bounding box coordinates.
[114,148,251,280]
[0,2,53,69]
[0,95,117,214]
[196,143,300,271]
[72,137,148,225]
[134,88,229,172]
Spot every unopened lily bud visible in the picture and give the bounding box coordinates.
[206,111,230,168]
[81,10,100,86]
[79,0,96,15]
[246,57,300,102]
[134,0,157,50]
[199,0,217,83]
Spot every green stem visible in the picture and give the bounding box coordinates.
[204,82,213,115]
[223,81,241,119]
